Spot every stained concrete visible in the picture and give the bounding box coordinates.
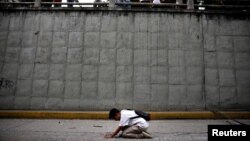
[0,10,250,111]
[0,119,249,141]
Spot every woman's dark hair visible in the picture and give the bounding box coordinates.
[109,108,120,119]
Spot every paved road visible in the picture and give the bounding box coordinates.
[0,119,249,141]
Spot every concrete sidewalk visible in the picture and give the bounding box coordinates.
[0,119,249,141]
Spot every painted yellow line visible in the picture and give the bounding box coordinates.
[0,111,249,119]
[0,111,108,119]
[149,111,250,119]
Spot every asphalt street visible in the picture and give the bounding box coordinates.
[0,119,249,141]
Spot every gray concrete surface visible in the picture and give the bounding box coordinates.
[0,10,250,111]
[0,119,249,141]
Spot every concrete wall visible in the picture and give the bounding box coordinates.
[0,10,249,111]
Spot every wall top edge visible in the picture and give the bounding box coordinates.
[1,7,250,15]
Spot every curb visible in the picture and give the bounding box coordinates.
[150,111,250,119]
[0,110,250,119]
